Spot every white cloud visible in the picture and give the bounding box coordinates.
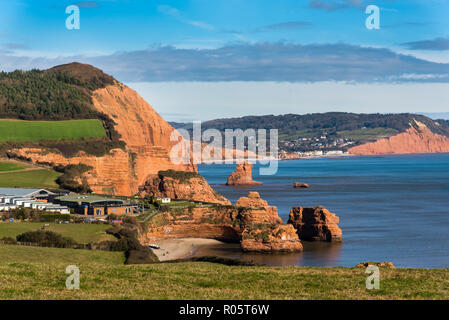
[157,5,214,31]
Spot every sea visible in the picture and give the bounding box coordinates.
[196,154,449,268]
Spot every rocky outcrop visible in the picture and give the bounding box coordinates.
[288,206,342,242]
[140,170,230,205]
[293,182,310,188]
[140,192,303,253]
[235,191,282,225]
[349,122,449,155]
[226,161,262,186]
[241,224,302,253]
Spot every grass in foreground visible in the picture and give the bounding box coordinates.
[0,244,124,265]
[0,222,116,244]
[0,119,106,142]
[0,244,449,300]
[0,169,60,188]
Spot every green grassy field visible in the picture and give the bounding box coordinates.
[0,169,60,188]
[0,244,448,300]
[0,161,29,172]
[0,244,124,265]
[0,222,116,244]
[0,119,106,142]
[337,127,399,142]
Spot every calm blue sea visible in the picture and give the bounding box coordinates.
[197,154,449,268]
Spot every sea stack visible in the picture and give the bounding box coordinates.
[226,161,262,186]
[288,206,342,242]
[235,191,281,224]
[237,192,303,253]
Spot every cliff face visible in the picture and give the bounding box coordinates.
[226,161,262,186]
[8,81,196,196]
[288,206,342,242]
[140,191,303,253]
[349,124,449,155]
[240,224,301,253]
[235,191,281,224]
[140,170,231,205]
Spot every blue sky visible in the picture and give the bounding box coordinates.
[1,0,448,120]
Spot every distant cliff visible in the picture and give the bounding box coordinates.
[171,112,449,155]
[349,120,449,155]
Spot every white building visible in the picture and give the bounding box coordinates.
[12,198,33,206]
[0,188,69,213]
[0,188,54,198]
[45,205,70,214]
[161,198,171,204]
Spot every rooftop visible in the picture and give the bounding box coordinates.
[55,195,125,205]
[0,188,54,197]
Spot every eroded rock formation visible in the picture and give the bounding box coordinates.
[140,191,303,253]
[235,191,282,224]
[226,161,262,186]
[240,224,302,253]
[349,122,449,155]
[288,206,342,242]
[140,170,231,205]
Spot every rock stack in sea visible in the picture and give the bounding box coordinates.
[288,206,342,242]
[226,161,263,186]
[237,192,303,253]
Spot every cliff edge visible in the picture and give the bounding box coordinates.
[6,63,197,196]
[349,121,449,155]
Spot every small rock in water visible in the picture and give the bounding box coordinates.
[293,182,310,188]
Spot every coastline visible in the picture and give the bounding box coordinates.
[199,151,449,164]
[279,151,449,161]
[149,238,227,262]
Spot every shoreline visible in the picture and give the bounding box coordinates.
[149,238,227,262]
[199,152,449,164]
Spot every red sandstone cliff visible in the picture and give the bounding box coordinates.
[8,71,196,196]
[349,123,449,155]
[235,191,281,224]
[140,191,303,253]
[140,170,231,205]
[226,162,262,186]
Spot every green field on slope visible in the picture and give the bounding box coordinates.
[0,244,448,300]
[0,222,116,244]
[337,127,399,142]
[0,119,106,142]
[0,169,60,188]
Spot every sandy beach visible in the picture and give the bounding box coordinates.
[149,238,226,261]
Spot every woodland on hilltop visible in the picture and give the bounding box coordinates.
[0,64,115,120]
[171,112,449,153]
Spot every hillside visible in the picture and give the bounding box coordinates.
[0,63,202,196]
[171,113,449,155]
